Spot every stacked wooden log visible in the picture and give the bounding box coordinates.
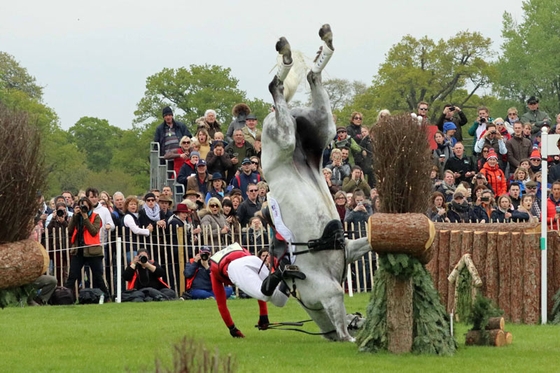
[427,225,560,324]
[465,317,513,347]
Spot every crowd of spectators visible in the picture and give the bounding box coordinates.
[32,97,560,303]
[429,96,560,225]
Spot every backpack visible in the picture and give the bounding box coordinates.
[78,288,105,304]
[49,286,75,305]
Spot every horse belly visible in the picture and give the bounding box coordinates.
[267,175,337,240]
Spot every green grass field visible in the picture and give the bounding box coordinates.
[1,293,558,373]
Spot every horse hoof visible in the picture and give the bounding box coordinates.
[275,37,293,65]
[318,24,334,50]
[268,76,284,96]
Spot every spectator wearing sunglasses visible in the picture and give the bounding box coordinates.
[236,183,262,228]
[416,101,430,125]
[346,112,364,141]
[165,135,192,179]
[200,198,230,247]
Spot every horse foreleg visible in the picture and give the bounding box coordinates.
[321,292,354,342]
[345,237,372,264]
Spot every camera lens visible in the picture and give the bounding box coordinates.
[79,205,88,212]
[449,106,455,111]
[200,253,209,261]
[140,256,148,264]
[480,118,486,123]
[56,209,65,217]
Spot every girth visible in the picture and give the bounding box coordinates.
[293,219,345,255]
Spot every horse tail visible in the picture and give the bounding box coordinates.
[277,50,307,103]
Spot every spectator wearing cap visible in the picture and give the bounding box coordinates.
[139,192,166,232]
[205,172,226,204]
[331,126,362,166]
[436,104,468,142]
[224,128,257,178]
[185,159,211,196]
[158,195,173,222]
[446,188,480,223]
[443,121,458,146]
[524,180,541,217]
[167,202,198,285]
[242,114,262,146]
[230,158,262,200]
[480,149,507,197]
[520,96,550,135]
[185,247,233,300]
[154,106,192,159]
[474,122,508,171]
[529,148,542,174]
[506,121,533,173]
[206,140,233,183]
[177,151,200,186]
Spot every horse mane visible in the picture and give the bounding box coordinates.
[276,50,307,103]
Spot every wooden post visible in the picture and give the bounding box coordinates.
[437,230,450,308]
[425,231,439,284]
[447,231,462,313]
[523,232,540,324]
[510,232,523,323]
[472,231,488,295]
[386,275,413,354]
[497,232,512,319]
[485,232,499,304]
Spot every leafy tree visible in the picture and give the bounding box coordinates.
[110,128,151,192]
[497,0,560,116]
[0,52,43,100]
[350,32,497,124]
[68,117,122,172]
[134,64,247,133]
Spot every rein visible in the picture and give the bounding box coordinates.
[256,319,336,336]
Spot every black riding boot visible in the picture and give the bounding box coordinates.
[260,257,306,297]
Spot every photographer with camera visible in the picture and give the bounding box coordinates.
[64,197,110,297]
[436,104,468,142]
[184,247,233,300]
[474,122,508,171]
[468,106,494,146]
[123,248,176,299]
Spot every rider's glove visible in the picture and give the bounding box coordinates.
[228,324,245,338]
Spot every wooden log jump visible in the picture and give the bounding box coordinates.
[426,223,560,324]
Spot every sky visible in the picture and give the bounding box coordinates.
[1,0,526,130]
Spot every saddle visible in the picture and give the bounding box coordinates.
[308,219,345,252]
